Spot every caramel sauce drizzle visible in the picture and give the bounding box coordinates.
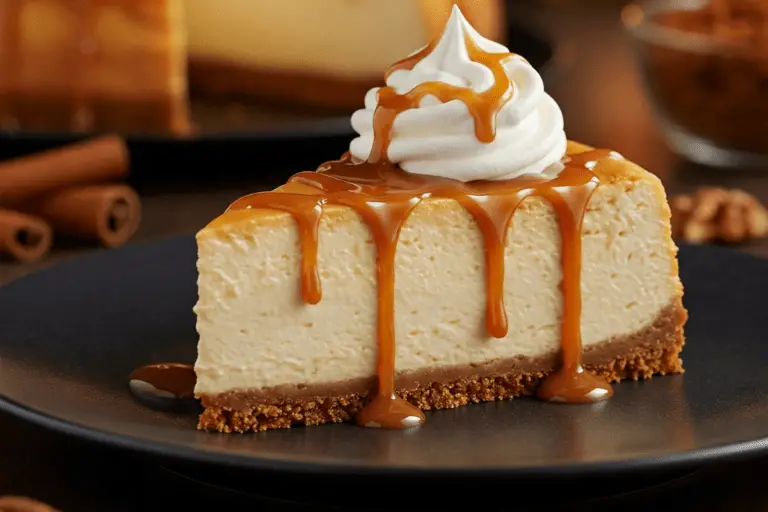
[129,363,196,400]
[227,26,615,428]
[372,31,513,162]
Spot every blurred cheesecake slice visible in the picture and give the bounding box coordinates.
[185,0,506,110]
[0,0,504,132]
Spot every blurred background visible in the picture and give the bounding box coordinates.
[0,0,767,282]
[2,2,768,509]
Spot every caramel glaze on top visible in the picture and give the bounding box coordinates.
[227,29,617,429]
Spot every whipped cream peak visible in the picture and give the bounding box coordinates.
[387,5,510,95]
[349,5,567,182]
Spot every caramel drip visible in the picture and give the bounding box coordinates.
[458,194,527,339]
[536,151,615,404]
[223,21,615,429]
[228,194,323,304]
[385,41,438,79]
[370,31,514,163]
[129,363,196,399]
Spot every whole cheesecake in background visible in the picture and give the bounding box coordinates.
[0,0,504,134]
[0,0,190,134]
[193,6,686,432]
[186,0,505,111]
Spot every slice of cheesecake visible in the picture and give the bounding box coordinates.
[194,141,686,433]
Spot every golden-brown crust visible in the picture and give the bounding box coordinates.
[566,141,663,186]
[198,300,686,433]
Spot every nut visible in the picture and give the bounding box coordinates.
[670,187,768,244]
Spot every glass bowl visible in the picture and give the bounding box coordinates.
[622,0,768,169]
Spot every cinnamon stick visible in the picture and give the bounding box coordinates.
[20,184,141,248]
[0,135,129,205]
[0,210,53,262]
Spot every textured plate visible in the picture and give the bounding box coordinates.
[0,237,767,480]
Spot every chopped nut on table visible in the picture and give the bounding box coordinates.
[670,187,768,244]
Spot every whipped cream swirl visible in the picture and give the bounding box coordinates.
[349,5,567,182]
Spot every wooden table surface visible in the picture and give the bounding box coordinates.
[1,2,768,510]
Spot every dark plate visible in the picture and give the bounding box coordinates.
[152,463,704,509]
[0,20,554,185]
[0,237,767,483]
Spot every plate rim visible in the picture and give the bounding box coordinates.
[2,392,768,478]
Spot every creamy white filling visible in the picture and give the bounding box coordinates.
[194,180,679,395]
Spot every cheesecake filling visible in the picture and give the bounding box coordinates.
[198,301,685,410]
[192,5,637,430]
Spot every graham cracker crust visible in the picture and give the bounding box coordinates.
[188,57,378,112]
[198,300,686,433]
